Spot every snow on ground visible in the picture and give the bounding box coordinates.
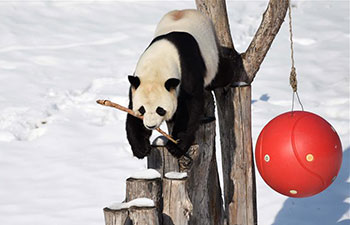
[0,1,348,225]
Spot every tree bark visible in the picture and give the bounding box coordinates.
[162,175,193,225]
[129,206,160,225]
[103,207,128,225]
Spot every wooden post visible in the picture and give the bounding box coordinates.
[163,172,193,225]
[148,138,180,176]
[129,206,160,225]
[103,207,128,225]
[125,176,163,213]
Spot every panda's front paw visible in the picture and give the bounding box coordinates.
[131,139,152,159]
[176,132,193,151]
[165,140,186,158]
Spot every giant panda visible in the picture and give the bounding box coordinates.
[126,9,225,159]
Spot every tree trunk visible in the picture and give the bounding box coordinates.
[163,175,193,225]
[196,0,289,224]
[186,90,224,225]
[103,208,128,225]
[215,86,257,225]
[129,206,160,225]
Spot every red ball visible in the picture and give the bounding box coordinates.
[255,111,342,198]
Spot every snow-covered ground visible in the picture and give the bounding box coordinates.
[0,1,348,225]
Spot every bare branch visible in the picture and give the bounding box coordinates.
[243,0,289,82]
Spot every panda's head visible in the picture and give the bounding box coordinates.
[129,75,180,130]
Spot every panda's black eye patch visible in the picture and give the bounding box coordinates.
[156,107,166,116]
[138,106,145,115]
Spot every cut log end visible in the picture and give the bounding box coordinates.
[103,207,128,225]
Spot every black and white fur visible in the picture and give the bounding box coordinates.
[126,9,221,158]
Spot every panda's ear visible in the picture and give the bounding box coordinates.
[165,78,180,91]
[128,75,140,89]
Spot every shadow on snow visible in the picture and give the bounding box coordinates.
[272,147,350,225]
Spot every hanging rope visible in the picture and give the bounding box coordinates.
[288,0,304,111]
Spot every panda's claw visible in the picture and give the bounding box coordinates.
[165,140,186,158]
[181,153,193,166]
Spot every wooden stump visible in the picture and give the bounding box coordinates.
[148,138,180,176]
[103,207,128,225]
[129,206,160,225]
[163,172,193,225]
[125,176,163,213]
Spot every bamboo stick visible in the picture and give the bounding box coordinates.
[96,99,178,144]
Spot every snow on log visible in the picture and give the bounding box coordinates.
[162,172,193,225]
[165,171,188,179]
[129,169,161,180]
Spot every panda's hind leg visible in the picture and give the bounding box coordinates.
[206,46,248,90]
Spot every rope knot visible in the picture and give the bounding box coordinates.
[289,66,297,92]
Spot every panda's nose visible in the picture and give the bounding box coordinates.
[146,125,157,130]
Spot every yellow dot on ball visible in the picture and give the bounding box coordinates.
[306,154,314,162]
[290,190,298,195]
[264,154,270,162]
